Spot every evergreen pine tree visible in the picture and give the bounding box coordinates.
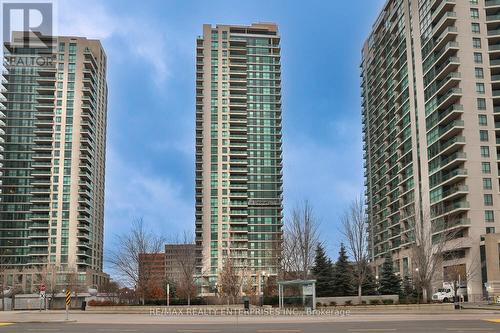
[378,253,401,295]
[311,243,334,297]
[331,243,354,296]
[361,265,378,296]
[400,275,416,302]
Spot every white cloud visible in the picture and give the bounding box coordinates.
[57,0,169,84]
[284,136,363,203]
[103,149,193,245]
[282,130,364,248]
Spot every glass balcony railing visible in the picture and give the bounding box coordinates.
[486,0,500,7]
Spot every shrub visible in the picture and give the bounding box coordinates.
[329,301,337,306]
[344,300,352,306]
[316,302,323,308]
[264,296,279,306]
[382,299,394,305]
[369,299,380,305]
[87,300,116,306]
[361,300,367,305]
[167,297,206,306]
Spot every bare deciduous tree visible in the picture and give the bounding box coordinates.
[241,268,256,298]
[0,249,11,311]
[403,206,465,303]
[218,257,241,304]
[281,201,319,279]
[64,266,86,307]
[107,218,165,304]
[36,263,61,309]
[100,280,120,302]
[171,231,197,305]
[442,250,480,302]
[341,195,369,304]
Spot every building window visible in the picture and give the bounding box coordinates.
[470,0,478,4]
[479,114,488,126]
[476,83,485,94]
[480,130,489,142]
[481,146,490,158]
[475,67,484,79]
[486,227,495,234]
[482,162,491,174]
[471,8,480,20]
[477,98,487,110]
[473,37,482,48]
[474,52,483,63]
[483,178,492,190]
[485,210,495,222]
[484,194,493,206]
[472,23,481,33]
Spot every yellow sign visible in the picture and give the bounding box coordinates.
[65,290,71,306]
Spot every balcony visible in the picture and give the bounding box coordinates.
[432,200,470,219]
[432,151,466,175]
[487,14,500,22]
[436,103,463,127]
[438,119,464,141]
[432,12,457,37]
[491,58,500,67]
[440,168,468,188]
[432,185,469,205]
[432,0,456,22]
[432,217,470,234]
[488,28,500,37]
[486,0,500,8]
[439,135,466,156]
[436,88,462,111]
[425,72,461,102]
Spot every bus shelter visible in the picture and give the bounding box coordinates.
[277,279,316,310]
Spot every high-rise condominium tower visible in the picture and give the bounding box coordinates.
[195,23,283,292]
[362,0,500,296]
[0,32,108,291]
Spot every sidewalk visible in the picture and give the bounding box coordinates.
[83,303,463,314]
[461,303,500,311]
[1,308,499,325]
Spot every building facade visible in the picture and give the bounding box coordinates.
[0,32,108,292]
[362,0,500,297]
[165,244,195,284]
[481,232,500,296]
[138,252,166,299]
[195,23,283,292]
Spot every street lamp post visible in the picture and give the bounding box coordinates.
[415,268,420,304]
[260,271,265,306]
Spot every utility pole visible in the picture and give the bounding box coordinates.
[166,283,170,307]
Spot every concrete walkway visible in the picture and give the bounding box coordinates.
[1,310,500,325]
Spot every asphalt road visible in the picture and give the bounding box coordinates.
[0,320,499,333]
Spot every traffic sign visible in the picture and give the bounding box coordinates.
[65,290,71,321]
[39,290,46,298]
[40,284,46,292]
[65,290,71,306]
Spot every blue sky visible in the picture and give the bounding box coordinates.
[57,0,385,262]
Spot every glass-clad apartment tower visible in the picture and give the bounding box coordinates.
[362,0,500,296]
[0,32,108,291]
[195,23,283,293]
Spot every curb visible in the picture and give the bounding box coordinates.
[12,320,77,323]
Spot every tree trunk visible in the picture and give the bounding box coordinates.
[358,284,362,305]
[1,282,4,311]
[188,295,191,306]
[422,288,428,303]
